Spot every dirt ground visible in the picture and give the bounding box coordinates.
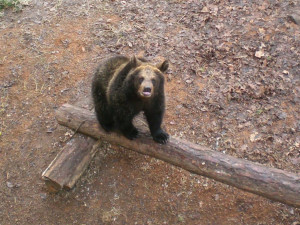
[0,0,299,224]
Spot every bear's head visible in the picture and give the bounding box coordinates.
[126,56,169,99]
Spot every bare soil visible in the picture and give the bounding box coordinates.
[0,0,299,224]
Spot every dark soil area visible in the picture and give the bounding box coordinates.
[0,0,299,224]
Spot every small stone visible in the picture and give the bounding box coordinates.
[62,39,70,48]
[201,6,209,13]
[283,70,289,75]
[199,201,203,207]
[291,157,300,165]
[49,7,57,12]
[46,127,55,133]
[296,121,300,132]
[241,144,248,151]
[214,194,220,201]
[176,105,183,110]
[6,182,14,188]
[288,14,300,25]
[40,193,47,200]
[276,111,287,120]
[250,132,262,142]
[185,79,193,84]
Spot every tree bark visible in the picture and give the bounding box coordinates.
[42,135,101,192]
[55,104,300,208]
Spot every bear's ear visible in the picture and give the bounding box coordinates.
[157,60,169,72]
[129,56,138,67]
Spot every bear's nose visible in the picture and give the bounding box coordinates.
[143,87,152,93]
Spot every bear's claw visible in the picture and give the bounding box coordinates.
[153,130,169,144]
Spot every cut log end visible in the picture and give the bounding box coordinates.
[43,177,62,193]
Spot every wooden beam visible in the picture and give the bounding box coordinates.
[55,104,300,208]
[42,135,101,192]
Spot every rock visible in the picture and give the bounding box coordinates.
[214,194,220,201]
[288,14,300,25]
[296,121,300,132]
[276,111,287,120]
[46,127,55,133]
[6,182,14,188]
[241,144,248,151]
[40,193,47,200]
[176,105,183,110]
[291,157,300,165]
[201,6,209,13]
[282,70,289,75]
[250,132,262,142]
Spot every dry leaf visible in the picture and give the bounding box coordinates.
[201,7,209,13]
[255,50,264,58]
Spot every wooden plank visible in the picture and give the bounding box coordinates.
[42,135,101,192]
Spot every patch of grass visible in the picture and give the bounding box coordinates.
[0,0,26,11]
[178,214,185,223]
[0,0,18,9]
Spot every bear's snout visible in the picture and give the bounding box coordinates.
[143,87,152,93]
[142,87,152,97]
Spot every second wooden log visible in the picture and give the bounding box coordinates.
[42,135,101,192]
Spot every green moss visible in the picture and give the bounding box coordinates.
[0,0,21,11]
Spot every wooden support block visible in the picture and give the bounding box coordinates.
[54,104,300,208]
[42,135,101,193]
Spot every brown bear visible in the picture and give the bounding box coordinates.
[91,55,169,144]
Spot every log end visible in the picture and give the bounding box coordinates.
[42,176,62,193]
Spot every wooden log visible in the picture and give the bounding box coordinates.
[55,103,300,208]
[42,135,101,192]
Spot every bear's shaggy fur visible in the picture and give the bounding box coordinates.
[92,55,169,144]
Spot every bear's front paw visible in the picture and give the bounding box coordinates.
[100,122,114,132]
[124,127,139,140]
[153,129,169,144]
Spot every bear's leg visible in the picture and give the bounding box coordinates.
[95,106,114,132]
[94,94,114,132]
[145,111,169,144]
[114,111,138,140]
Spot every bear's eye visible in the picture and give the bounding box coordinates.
[138,77,144,84]
[151,79,156,85]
